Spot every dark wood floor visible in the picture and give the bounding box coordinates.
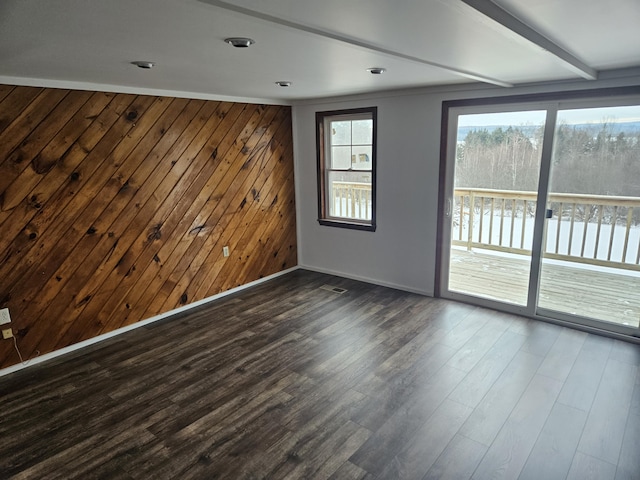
[1,269,639,480]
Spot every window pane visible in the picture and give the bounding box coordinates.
[449,110,546,306]
[352,119,373,144]
[330,120,352,146]
[327,170,373,220]
[331,146,352,169]
[538,104,640,326]
[351,146,372,170]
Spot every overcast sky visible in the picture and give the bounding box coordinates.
[458,105,640,127]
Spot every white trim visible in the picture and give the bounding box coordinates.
[300,264,430,296]
[526,107,558,313]
[0,75,290,107]
[0,267,300,377]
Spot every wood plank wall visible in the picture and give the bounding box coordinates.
[0,85,297,370]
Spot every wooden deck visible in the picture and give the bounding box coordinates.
[449,248,640,328]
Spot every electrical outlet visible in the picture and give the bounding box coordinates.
[0,308,10,325]
[223,246,230,257]
[2,328,13,340]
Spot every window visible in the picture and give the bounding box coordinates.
[316,107,377,231]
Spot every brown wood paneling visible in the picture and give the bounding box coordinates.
[0,85,297,369]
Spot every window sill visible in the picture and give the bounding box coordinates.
[318,219,376,232]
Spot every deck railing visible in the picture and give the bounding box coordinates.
[454,188,640,272]
[330,181,372,220]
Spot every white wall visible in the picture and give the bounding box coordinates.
[293,69,640,295]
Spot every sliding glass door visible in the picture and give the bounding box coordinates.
[538,105,640,329]
[446,109,547,306]
[440,94,640,336]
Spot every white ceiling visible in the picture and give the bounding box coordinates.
[0,0,638,103]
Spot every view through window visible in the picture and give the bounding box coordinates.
[316,107,377,231]
[444,98,640,332]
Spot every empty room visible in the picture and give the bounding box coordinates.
[1,0,639,479]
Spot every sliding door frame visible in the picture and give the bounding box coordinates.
[435,86,640,340]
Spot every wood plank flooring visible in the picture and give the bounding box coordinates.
[1,269,639,479]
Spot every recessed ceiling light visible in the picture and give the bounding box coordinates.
[275,81,292,87]
[131,61,156,69]
[224,37,255,48]
[367,67,386,75]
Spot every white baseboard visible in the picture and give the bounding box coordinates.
[0,267,300,377]
[299,264,431,296]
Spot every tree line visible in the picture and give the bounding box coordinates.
[455,123,640,197]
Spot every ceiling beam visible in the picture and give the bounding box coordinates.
[460,0,598,80]
[199,0,513,88]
